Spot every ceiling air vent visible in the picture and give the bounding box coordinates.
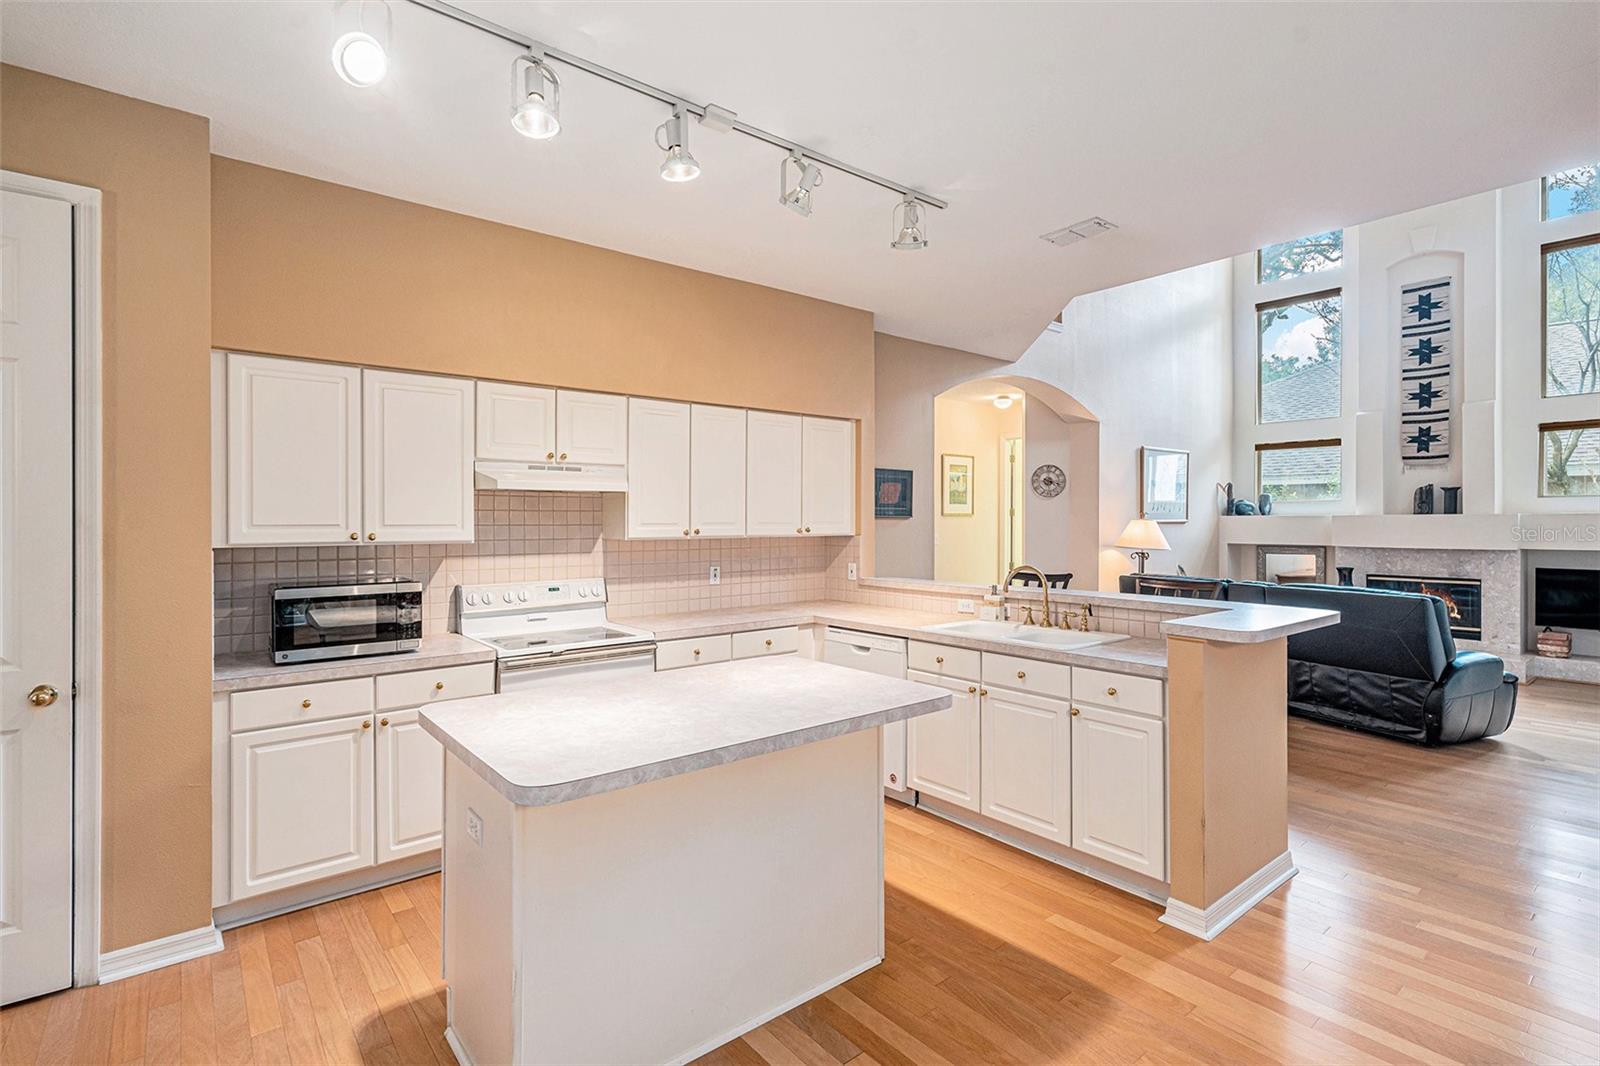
[1040,217,1118,247]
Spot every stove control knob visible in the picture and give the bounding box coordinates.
[591,583,603,598]
[464,593,477,606]
[577,587,589,598]
[517,590,528,602]
[503,592,515,603]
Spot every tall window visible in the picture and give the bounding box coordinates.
[1542,165,1598,221]
[1544,235,1600,397]
[1540,420,1600,497]
[1257,440,1342,502]
[1258,289,1342,422]
[1257,230,1343,284]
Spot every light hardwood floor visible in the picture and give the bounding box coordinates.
[3,680,1596,1065]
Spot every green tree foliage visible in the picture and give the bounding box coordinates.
[1258,230,1342,283]
[1258,297,1342,385]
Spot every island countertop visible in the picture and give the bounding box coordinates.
[418,656,952,808]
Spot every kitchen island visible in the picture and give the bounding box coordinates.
[418,655,951,1066]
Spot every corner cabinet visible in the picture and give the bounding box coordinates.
[218,352,475,545]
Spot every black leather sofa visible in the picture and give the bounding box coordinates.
[1119,574,1517,744]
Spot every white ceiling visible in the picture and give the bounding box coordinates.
[4,2,1596,359]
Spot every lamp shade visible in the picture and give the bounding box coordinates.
[1114,519,1170,552]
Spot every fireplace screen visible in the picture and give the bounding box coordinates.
[1366,574,1483,640]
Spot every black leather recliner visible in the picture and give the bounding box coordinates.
[1118,574,1518,744]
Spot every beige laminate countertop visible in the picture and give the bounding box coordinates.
[623,600,1173,680]
[212,633,495,694]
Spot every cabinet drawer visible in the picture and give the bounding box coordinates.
[655,634,732,670]
[908,641,981,680]
[230,676,375,733]
[982,651,1071,698]
[376,662,495,710]
[731,627,799,659]
[1072,667,1164,719]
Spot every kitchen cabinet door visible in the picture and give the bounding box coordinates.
[226,353,362,545]
[981,687,1071,845]
[1072,703,1166,879]
[375,709,443,863]
[476,381,556,462]
[624,398,691,539]
[230,713,375,900]
[905,671,981,812]
[801,416,855,535]
[690,404,747,537]
[746,411,803,536]
[363,369,475,543]
[556,390,628,465]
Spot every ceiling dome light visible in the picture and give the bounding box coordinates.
[779,153,824,217]
[656,106,701,183]
[891,195,927,251]
[992,395,1015,410]
[510,53,561,139]
[331,1,391,87]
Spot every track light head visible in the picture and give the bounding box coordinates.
[331,0,391,87]
[655,106,701,182]
[779,153,824,217]
[510,53,561,139]
[891,196,928,251]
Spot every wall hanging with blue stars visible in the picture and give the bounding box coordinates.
[1399,275,1453,465]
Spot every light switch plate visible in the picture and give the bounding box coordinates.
[709,565,721,585]
[847,563,858,581]
[466,808,484,846]
[956,598,975,614]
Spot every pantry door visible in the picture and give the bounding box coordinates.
[0,188,76,1004]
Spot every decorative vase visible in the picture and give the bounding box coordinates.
[1441,486,1461,514]
[1220,481,1234,516]
[1258,493,1273,516]
[1336,566,1355,586]
[1413,484,1434,515]
[1232,500,1257,516]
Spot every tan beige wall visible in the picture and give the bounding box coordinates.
[1,65,215,951]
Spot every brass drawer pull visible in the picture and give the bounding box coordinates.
[367,532,377,541]
[764,639,773,647]
[692,648,701,656]
[935,655,944,665]
[301,699,312,709]
[1016,670,1027,680]
[435,681,445,691]
[349,532,358,541]
[1071,706,1081,716]
[1106,687,1118,697]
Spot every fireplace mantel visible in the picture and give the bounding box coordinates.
[1218,512,1599,554]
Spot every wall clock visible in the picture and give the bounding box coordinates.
[1030,464,1065,498]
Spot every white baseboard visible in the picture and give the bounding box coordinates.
[98,924,224,984]
[1159,850,1296,941]
[444,1026,473,1066]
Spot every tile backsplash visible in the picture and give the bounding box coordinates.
[213,491,853,655]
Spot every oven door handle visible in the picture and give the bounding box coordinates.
[498,643,657,674]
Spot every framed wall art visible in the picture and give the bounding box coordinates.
[1139,446,1189,522]
[874,468,913,518]
[941,454,974,516]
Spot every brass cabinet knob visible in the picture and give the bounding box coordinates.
[301,699,312,709]
[935,656,944,664]
[683,529,691,536]
[546,451,555,460]
[1106,687,1117,697]
[693,648,701,656]
[967,685,977,694]
[889,772,898,785]
[367,532,377,541]
[435,681,445,690]
[764,639,773,647]
[27,684,59,707]
[796,527,803,534]
[693,528,701,535]
[804,526,811,533]
[1016,670,1026,680]
[979,688,989,697]
[349,532,359,541]
[379,717,390,727]
[559,452,568,460]
[362,720,372,730]
[1071,706,1081,716]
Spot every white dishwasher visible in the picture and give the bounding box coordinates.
[822,628,910,799]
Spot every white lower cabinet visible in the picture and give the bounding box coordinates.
[905,670,981,812]
[231,712,376,900]
[375,709,445,863]
[1071,702,1166,880]
[979,685,1073,846]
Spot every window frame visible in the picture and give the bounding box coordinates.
[1255,287,1344,425]
[1255,230,1344,285]
[1538,418,1600,498]
[1542,169,1599,222]
[1255,438,1343,503]
[1542,233,1600,399]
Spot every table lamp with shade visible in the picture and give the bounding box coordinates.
[1115,518,1170,574]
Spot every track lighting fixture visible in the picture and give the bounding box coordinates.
[510,53,560,139]
[891,196,927,251]
[331,0,391,87]
[779,153,824,217]
[655,106,701,182]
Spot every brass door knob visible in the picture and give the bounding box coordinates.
[1071,707,1081,716]
[1106,687,1117,697]
[301,699,312,709]
[379,717,390,727]
[367,532,377,541]
[27,684,59,707]
[362,720,372,730]
[1016,670,1026,680]
[546,451,555,460]
[349,532,359,541]
[435,681,445,690]
[967,685,977,694]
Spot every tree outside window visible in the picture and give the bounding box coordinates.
[1257,230,1343,284]
[1541,420,1600,497]
[1258,291,1342,423]
[1545,235,1600,398]
[1543,165,1598,221]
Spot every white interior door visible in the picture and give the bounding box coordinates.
[0,189,75,1004]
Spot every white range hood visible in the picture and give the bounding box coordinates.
[474,460,627,493]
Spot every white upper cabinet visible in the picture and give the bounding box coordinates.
[690,405,747,537]
[226,353,362,545]
[620,398,691,538]
[556,390,628,465]
[746,411,803,536]
[801,416,856,535]
[476,381,556,462]
[363,369,476,543]
[1071,703,1166,880]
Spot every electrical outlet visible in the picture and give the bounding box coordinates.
[466,808,484,846]
[709,565,721,585]
[847,563,858,581]
[956,598,975,614]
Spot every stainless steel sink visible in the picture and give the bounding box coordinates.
[919,619,1131,650]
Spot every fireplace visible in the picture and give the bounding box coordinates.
[1366,574,1483,639]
